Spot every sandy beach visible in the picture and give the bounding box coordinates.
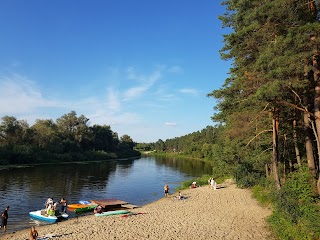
[1,180,273,240]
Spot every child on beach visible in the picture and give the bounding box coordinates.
[178,192,184,200]
[164,184,169,197]
[94,205,103,214]
[30,226,38,240]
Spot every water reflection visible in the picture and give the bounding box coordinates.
[0,155,212,233]
[155,155,213,176]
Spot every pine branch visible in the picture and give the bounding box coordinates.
[246,129,273,147]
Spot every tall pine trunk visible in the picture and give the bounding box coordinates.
[272,108,281,189]
[292,102,301,166]
[293,118,302,166]
[304,111,316,175]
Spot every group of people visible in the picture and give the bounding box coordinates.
[45,197,68,216]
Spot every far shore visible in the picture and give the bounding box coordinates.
[1,179,273,240]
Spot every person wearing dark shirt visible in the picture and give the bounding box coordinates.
[1,206,9,232]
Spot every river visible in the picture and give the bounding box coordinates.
[0,155,212,233]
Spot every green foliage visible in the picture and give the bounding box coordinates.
[252,177,276,207]
[233,162,263,188]
[268,167,320,240]
[115,149,141,159]
[84,150,117,161]
[0,112,139,165]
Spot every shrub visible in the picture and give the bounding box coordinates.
[252,177,276,207]
[233,162,262,188]
[268,167,320,240]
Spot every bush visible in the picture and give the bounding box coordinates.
[268,167,320,240]
[252,177,275,207]
[233,162,262,188]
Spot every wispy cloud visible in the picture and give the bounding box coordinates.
[165,122,177,126]
[0,65,186,142]
[167,65,183,74]
[0,73,59,114]
[106,88,121,111]
[179,88,199,95]
[123,68,161,100]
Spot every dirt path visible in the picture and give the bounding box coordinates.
[2,180,273,240]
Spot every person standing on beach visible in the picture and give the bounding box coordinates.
[0,206,9,232]
[210,178,217,190]
[164,184,169,197]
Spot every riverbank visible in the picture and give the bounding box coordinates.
[1,179,273,240]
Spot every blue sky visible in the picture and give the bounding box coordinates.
[0,0,230,143]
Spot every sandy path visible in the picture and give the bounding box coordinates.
[2,180,273,240]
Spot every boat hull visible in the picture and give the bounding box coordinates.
[29,210,69,223]
[29,210,58,223]
[74,204,97,213]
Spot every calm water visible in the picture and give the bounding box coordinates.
[0,155,212,233]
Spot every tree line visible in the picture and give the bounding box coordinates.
[209,0,320,192]
[0,111,140,164]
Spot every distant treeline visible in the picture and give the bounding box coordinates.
[0,111,140,165]
[136,125,232,175]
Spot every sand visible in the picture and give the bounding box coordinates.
[1,179,273,240]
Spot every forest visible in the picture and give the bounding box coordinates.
[0,110,140,165]
[137,1,320,239]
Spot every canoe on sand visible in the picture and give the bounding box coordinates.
[94,209,130,217]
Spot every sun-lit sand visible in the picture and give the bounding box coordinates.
[1,180,273,240]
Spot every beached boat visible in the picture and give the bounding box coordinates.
[68,202,98,213]
[29,210,68,223]
[74,204,97,213]
[94,209,130,217]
